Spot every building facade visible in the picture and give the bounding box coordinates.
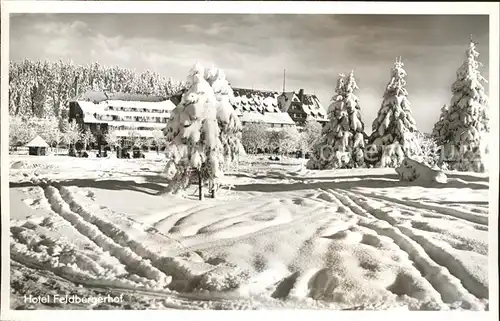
[232,88,296,129]
[277,89,328,126]
[68,91,176,148]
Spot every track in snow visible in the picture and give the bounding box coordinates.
[9,175,489,311]
[319,188,487,309]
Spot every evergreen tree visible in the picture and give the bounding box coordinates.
[307,71,366,169]
[163,63,223,200]
[431,104,450,146]
[367,57,419,168]
[205,67,243,169]
[439,37,489,172]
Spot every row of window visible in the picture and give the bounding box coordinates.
[104,106,169,113]
[240,121,293,128]
[93,113,169,123]
[109,125,157,131]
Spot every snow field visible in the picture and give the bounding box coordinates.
[8,154,490,310]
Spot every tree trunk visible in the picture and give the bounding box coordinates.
[211,182,215,199]
[198,170,203,201]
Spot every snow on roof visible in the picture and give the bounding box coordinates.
[98,121,167,129]
[76,99,175,124]
[74,91,108,103]
[106,92,168,102]
[232,88,281,114]
[77,101,100,123]
[279,91,328,121]
[240,111,295,125]
[104,99,176,111]
[25,135,49,147]
[74,91,169,104]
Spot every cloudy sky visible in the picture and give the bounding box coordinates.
[10,14,489,133]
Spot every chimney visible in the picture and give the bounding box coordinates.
[298,88,304,102]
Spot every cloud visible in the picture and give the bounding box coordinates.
[9,13,490,133]
[182,21,229,36]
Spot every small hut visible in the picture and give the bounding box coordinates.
[25,135,49,156]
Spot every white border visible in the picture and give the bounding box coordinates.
[1,2,499,321]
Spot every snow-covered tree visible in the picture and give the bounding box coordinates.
[151,129,166,154]
[411,131,440,167]
[52,127,64,154]
[367,58,419,168]
[8,59,185,120]
[163,63,223,200]
[205,66,243,169]
[307,71,366,169]
[278,127,300,155]
[267,130,282,154]
[81,127,96,151]
[127,127,142,147]
[241,123,268,154]
[9,116,34,147]
[439,38,489,172]
[298,118,322,157]
[63,120,82,153]
[32,117,62,148]
[104,130,120,150]
[431,104,450,146]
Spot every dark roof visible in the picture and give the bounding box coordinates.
[233,88,280,99]
[302,94,317,105]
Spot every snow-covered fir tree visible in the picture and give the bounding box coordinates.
[204,66,243,170]
[8,59,184,121]
[439,37,489,172]
[366,57,419,168]
[163,63,223,199]
[431,104,450,146]
[307,71,366,169]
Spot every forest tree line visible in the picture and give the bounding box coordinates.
[8,59,185,120]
